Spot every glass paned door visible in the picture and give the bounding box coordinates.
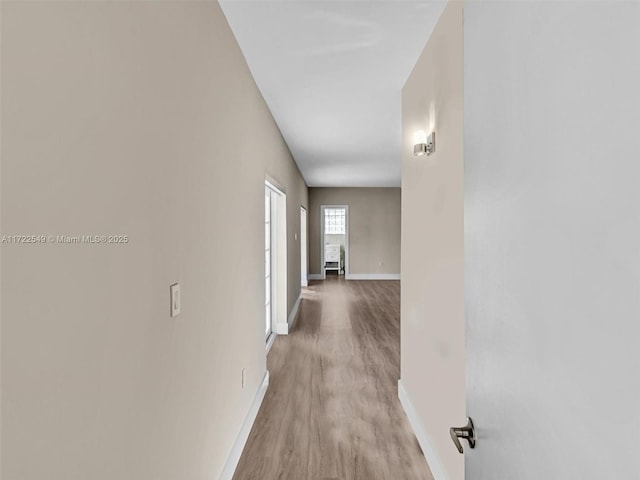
[265,186,275,340]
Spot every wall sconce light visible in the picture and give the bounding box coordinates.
[413,131,435,156]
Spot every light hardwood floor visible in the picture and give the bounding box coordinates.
[232,276,434,480]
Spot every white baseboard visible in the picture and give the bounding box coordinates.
[398,380,449,480]
[345,273,401,280]
[219,371,270,480]
[274,322,288,335]
[309,273,401,281]
[287,294,302,332]
[274,293,302,335]
[265,332,276,354]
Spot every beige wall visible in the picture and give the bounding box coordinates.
[400,2,464,480]
[1,2,307,480]
[308,188,401,276]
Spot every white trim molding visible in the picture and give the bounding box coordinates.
[219,371,270,480]
[398,380,449,480]
[308,273,324,281]
[273,322,288,335]
[274,293,302,335]
[320,204,349,278]
[345,273,401,280]
[266,332,276,354]
[300,205,308,287]
[287,294,302,332]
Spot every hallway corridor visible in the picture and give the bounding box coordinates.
[233,277,433,480]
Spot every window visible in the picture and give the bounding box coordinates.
[324,207,346,234]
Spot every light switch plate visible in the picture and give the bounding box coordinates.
[170,283,181,317]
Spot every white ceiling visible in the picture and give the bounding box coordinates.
[219,1,446,187]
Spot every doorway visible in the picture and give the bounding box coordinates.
[320,205,349,279]
[265,181,287,342]
[300,206,308,287]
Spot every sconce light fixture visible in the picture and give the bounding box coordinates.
[413,131,436,156]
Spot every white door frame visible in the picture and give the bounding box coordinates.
[300,206,308,287]
[265,185,274,342]
[319,204,349,280]
[265,180,288,336]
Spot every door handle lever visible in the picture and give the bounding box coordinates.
[450,417,476,454]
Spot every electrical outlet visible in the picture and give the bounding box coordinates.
[379,260,384,267]
[241,368,246,389]
[170,283,181,317]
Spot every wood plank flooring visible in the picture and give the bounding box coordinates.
[232,276,434,480]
